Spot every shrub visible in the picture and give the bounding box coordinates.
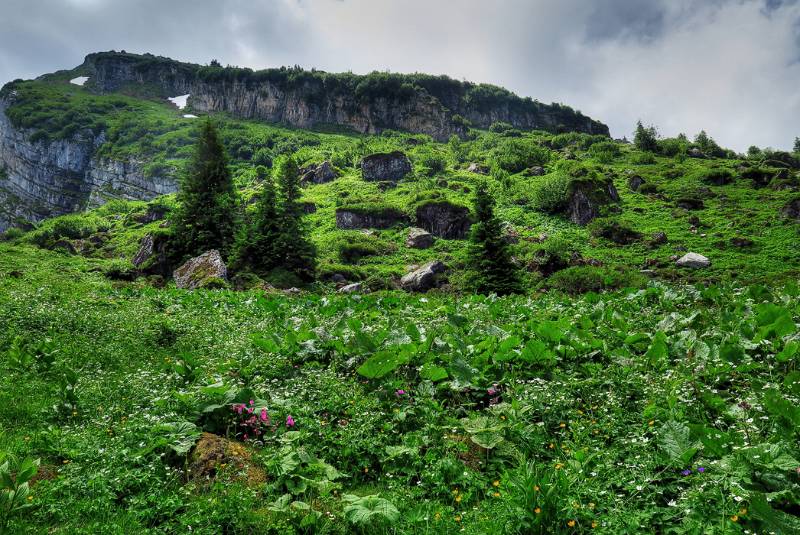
[0,227,24,241]
[530,235,580,275]
[489,121,514,133]
[491,139,551,173]
[658,138,687,157]
[27,214,108,248]
[630,152,656,165]
[634,121,659,153]
[531,172,571,213]
[336,234,387,264]
[546,266,644,294]
[699,168,734,186]
[418,153,448,177]
[638,182,660,194]
[588,141,621,163]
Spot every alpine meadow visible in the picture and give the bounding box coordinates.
[1,3,800,534]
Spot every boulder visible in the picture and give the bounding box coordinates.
[676,197,704,210]
[335,207,409,230]
[730,237,754,248]
[687,148,705,159]
[415,201,472,239]
[783,198,800,220]
[650,231,668,245]
[361,152,412,182]
[628,175,645,191]
[400,260,446,292]
[467,163,489,175]
[568,178,620,226]
[526,166,546,177]
[300,161,338,185]
[676,252,710,269]
[189,433,266,486]
[173,250,228,289]
[302,202,317,214]
[338,282,364,294]
[406,227,434,249]
[134,204,169,224]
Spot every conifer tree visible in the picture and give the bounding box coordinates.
[467,183,521,295]
[794,137,800,154]
[275,156,316,281]
[633,120,659,153]
[231,166,281,274]
[171,120,237,259]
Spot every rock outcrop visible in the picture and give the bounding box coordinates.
[568,178,620,226]
[173,250,228,289]
[783,198,800,220]
[361,152,412,182]
[415,201,472,239]
[335,207,409,230]
[400,260,446,292]
[300,161,337,185]
[81,51,609,141]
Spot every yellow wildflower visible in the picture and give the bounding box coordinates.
[568,520,576,527]
[534,507,541,514]
[492,480,500,487]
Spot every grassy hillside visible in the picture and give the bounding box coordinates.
[2,77,800,290]
[1,72,800,534]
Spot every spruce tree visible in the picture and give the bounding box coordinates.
[275,156,316,281]
[231,166,281,274]
[467,183,521,295]
[633,120,659,153]
[794,137,800,154]
[171,120,237,259]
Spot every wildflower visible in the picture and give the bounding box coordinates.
[286,415,295,428]
[493,492,500,497]
[588,502,595,509]
[249,399,254,406]
[435,512,441,521]
[568,520,576,527]
[487,386,498,396]
[260,408,268,422]
[363,467,369,473]
[592,521,598,528]
[549,443,555,449]
[697,467,705,473]
[560,422,566,428]
[555,463,564,470]
[739,508,747,515]
[534,486,540,492]
[493,480,500,487]
[731,515,738,522]
[455,515,461,522]
[534,507,541,514]
[455,495,462,503]
[648,420,654,426]
[395,389,406,397]
[681,469,691,476]
[27,496,33,501]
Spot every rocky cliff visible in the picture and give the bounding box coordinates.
[0,96,176,231]
[81,51,609,140]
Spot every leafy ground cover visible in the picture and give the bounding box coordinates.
[1,243,799,533]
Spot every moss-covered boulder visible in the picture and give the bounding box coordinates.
[415,201,472,239]
[335,205,409,230]
[173,250,228,289]
[188,432,267,486]
[361,152,412,182]
[567,177,620,226]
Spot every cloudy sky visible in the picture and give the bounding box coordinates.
[1,0,799,151]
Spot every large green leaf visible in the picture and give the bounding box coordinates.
[658,421,698,466]
[357,350,407,379]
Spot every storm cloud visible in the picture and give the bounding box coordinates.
[1,0,799,151]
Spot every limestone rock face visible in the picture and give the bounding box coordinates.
[568,179,620,226]
[173,250,228,289]
[338,282,364,293]
[361,152,412,182]
[415,201,472,239]
[132,233,170,276]
[400,260,446,292]
[628,175,645,191]
[783,198,800,220]
[335,208,409,230]
[0,97,176,231]
[406,227,434,249]
[675,252,710,269]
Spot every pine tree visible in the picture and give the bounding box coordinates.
[171,120,237,259]
[231,166,281,274]
[275,156,316,281]
[467,183,521,295]
[793,137,800,154]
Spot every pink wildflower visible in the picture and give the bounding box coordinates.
[286,415,295,428]
[260,408,268,422]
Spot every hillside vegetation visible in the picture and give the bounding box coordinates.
[0,65,800,534]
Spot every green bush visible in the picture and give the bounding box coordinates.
[336,234,388,264]
[588,218,642,244]
[491,139,551,173]
[546,265,645,294]
[488,121,514,133]
[418,153,448,177]
[588,141,621,163]
[630,152,656,165]
[27,214,109,248]
[0,227,25,241]
[531,172,571,213]
[658,138,687,157]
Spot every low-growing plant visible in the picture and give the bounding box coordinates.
[0,454,40,532]
[546,265,644,293]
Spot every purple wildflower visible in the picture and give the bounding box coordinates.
[286,415,295,428]
[697,467,705,473]
[395,389,406,397]
[681,469,691,476]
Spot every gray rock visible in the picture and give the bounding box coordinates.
[568,179,620,226]
[330,273,347,284]
[675,252,710,269]
[173,250,228,289]
[527,166,546,176]
[300,161,338,185]
[361,152,412,182]
[132,234,155,267]
[467,163,489,175]
[783,198,800,220]
[628,175,645,191]
[650,231,668,245]
[338,282,364,293]
[406,227,434,249]
[687,147,705,159]
[400,260,446,292]
[335,208,409,230]
[415,201,472,239]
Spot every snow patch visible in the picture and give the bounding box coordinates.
[168,94,190,109]
[70,76,89,86]
[183,114,198,119]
